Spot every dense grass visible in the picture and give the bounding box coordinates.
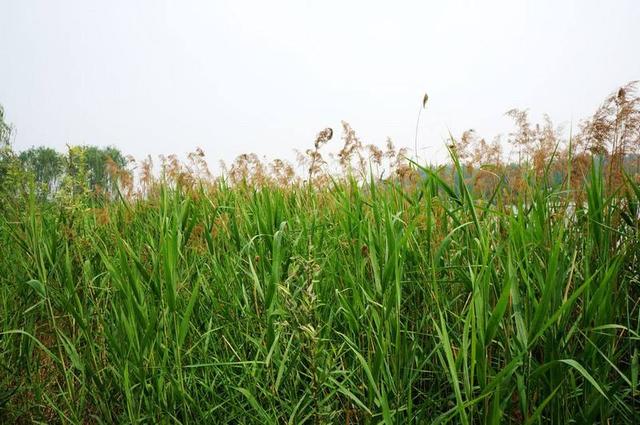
[1,157,639,423]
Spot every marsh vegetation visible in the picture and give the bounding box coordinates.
[0,84,639,423]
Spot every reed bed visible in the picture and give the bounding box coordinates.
[1,83,640,423]
[1,149,638,423]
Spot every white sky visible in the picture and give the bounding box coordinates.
[1,0,639,166]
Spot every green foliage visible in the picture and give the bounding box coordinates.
[11,143,126,203]
[0,106,23,203]
[0,154,638,424]
[82,145,126,191]
[19,147,64,196]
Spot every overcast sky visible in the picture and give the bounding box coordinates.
[1,0,639,166]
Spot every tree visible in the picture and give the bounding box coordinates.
[0,105,19,194]
[83,145,126,193]
[0,105,10,147]
[19,146,64,195]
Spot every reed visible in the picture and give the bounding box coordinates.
[1,83,639,423]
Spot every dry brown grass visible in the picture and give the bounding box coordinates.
[92,82,640,204]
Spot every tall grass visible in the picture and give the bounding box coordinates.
[1,147,638,423]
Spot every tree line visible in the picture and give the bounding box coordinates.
[1,106,127,201]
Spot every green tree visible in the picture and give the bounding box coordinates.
[83,145,126,192]
[0,105,20,196]
[19,146,64,195]
[59,145,127,201]
[0,105,10,147]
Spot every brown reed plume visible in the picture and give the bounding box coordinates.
[579,81,640,187]
[68,80,640,201]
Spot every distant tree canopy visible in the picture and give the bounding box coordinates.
[18,146,64,192]
[0,105,17,192]
[16,145,127,198]
[83,145,127,190]
[1,104,128,199]
[0,105,10,147]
